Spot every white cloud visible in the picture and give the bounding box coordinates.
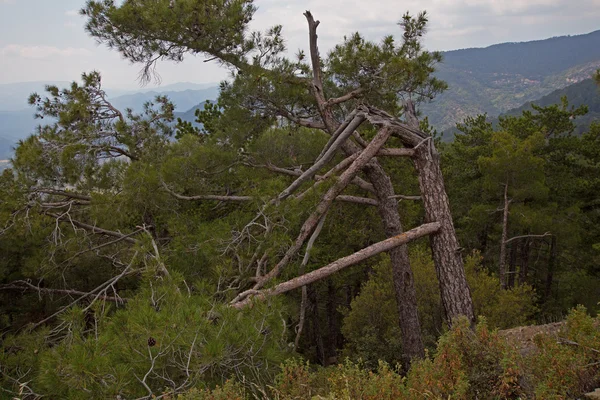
[0,45,92,59]
[65,9,79,17]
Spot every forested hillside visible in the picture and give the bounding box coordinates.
[1,1,600,399]
[441,78,600,141]
[502,78,600,133]
[422,30,600,130]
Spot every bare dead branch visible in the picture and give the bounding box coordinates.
[326,88,365,107]
[504,232,552,245]
[36,189,92,201]
[295,212,327,350]
[352,131,369,148]
[161,181,253,202]
[39,200,91,208]
[29,252,139,330]
[377,148,415,157]
[389,195,421,201]
[275,107,327,130]
[60,228,145,265]
[45,212,140,244]
[316,109,360,160]
[243,125,394,294]
[358,104,427,147]
[0,280,129,303]
[558,337,600,354]
[232,222,441,308]
[278,113,366,200]
[336,195,378,206]
[106,145,138,161]
[304,11,324,99]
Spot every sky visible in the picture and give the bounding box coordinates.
[1,0,599,90]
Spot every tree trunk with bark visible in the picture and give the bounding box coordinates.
[360,104,475,324]
[519,238,531,286]
[363,162,425,364]
[325,280,339,366]
[303,12,426,364]
[499,182,510,289]
[412,144,476,323]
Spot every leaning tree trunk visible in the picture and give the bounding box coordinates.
[370,101,475,325]
[363,162,425,365]
[412,144,475,324]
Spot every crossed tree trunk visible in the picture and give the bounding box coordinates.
[7,10,476,368]
[225,11,475,364]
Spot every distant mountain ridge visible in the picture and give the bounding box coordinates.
[0,84,219,159]
[2,30,600,158]
[422,30,600,131]
[111,87,218,113]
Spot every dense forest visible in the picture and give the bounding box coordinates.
[1,1,600,399]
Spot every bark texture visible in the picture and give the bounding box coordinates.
[361,103,475,325]
[363,162,426,363]
[499,183,510,289]
[412,144,475,323]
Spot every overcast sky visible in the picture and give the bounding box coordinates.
[1,0,599,90]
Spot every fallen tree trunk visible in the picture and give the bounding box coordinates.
[232,222,441,308]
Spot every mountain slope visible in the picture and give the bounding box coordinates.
[501,78,600,134]
[422,30,600,131]
[111,87,219,112]
[441,78,600,141]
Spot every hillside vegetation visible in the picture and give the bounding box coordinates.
[1,2,600,398]
[422,30,600,130]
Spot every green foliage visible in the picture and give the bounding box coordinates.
[265,307,600,399]
[530,306,600,398]
[17,71,173,188]
[270,358,407,400]
[1,279,289,399]
[177,380,246,399]
[340,248,537,367]
[4,1,600,397]
[443,100,600,318]
[327,11,447,113]
[406,317,523,399]
[465,252,538,330]
[176,118,201,139]
[498,82,598,136]
[83,0,256,82]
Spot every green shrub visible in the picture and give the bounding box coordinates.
[529,305,600,398]
[341,248,537,367]
[0,279,289,399]
[177,380,247,400]
[407,317,524,399]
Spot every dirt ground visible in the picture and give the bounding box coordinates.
[498,321,565,356]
